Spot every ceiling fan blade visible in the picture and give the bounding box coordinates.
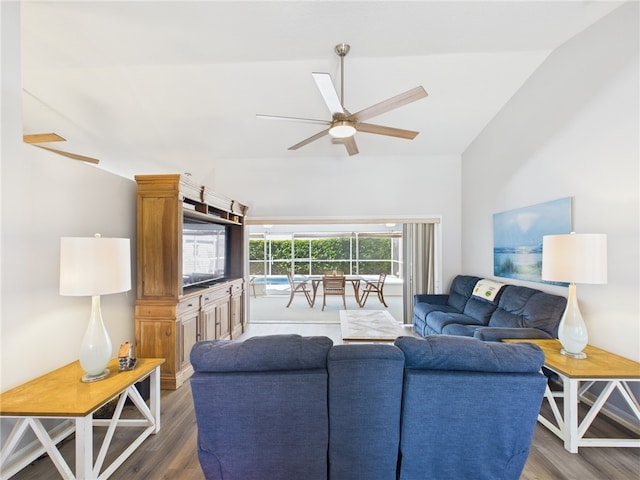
[33,145,100,164]
[23,133,65,144]
[288,128,330,151]
[332,137,359,156]
[356,123,419,140]
[312,73,345,116]
[348,86,427,123]
[256,114,330,126]
[341,136,359,156]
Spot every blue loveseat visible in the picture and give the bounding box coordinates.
[413,274,567,341]
[190,334,546,480]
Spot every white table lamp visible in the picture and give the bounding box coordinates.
[541,233,607,359]
[60,234,131,382]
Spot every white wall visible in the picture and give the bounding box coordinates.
[1,2,137,391]
[205,153,463,287]
[462,3,639,361]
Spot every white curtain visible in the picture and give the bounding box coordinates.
[402,223,435,324]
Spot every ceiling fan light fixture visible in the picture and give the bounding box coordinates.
[329,120,356,138]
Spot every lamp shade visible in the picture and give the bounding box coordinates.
[541,233,607,284]
[60,235,131,296]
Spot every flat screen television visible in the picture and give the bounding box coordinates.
[182,214,227,289]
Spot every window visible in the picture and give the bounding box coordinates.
[248,226,402,278]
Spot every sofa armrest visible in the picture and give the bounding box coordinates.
[414,294,449,305]
[473,327,554,342]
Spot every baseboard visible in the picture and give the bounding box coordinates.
[250,320,339,324]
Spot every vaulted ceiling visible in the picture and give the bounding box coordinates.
[20,1,622,180]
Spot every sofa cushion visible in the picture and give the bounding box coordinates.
[446,275,481,311]
[190,335,333,480]
[394,335,544,373]
[474,327,554,341]
[463,296,498,324]
[398,369,546,480]
[441,323,480,337]
[489,286,566,337]
[327,344,405,480]
[426,311,485,333]
[413,301,459,321]
[190,334,333,372]
[396,333,546,480]
[488,286,536,328]
[520,291,567,337]
[192,371,329,480]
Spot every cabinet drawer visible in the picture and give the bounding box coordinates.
[201,290,228,308]
[177,297,199,315]
[230,280,244,294]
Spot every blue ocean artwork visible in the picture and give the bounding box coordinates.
[493,197,572,284]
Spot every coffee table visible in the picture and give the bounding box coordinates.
[339,310,413,342]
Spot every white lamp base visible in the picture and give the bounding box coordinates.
[560,348,587,359]
[81,369,110,383]
[79,295,113,382]
[557,283,589,360]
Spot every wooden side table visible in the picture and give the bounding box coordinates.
[503,339,639,453]
[0,357,164,479]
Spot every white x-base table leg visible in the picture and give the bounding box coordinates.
[539,374,640,453]
[502,339,640,454]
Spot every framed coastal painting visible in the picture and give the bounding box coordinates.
[493,197,572,284]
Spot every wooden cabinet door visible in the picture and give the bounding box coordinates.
[137,195,181,299]
[179,310,199,371]
[201,286,230,340]
[136,318,177,377]
[200,303,217,341]
[217,300,231,340]
[230,282,244,339]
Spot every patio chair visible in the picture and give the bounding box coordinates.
[249,276,257,298]
[322,275,347,311]
[359,273,388,307]
[286,272,313,308]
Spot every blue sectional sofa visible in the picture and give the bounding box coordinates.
[190,334,546,480]
[413,274,567,341]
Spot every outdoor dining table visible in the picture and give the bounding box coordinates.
[308,275,363,308]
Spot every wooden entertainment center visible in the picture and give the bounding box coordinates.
[134,174,248,389]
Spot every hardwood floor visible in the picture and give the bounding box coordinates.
[9,322,640,479]
[522,405,639,479]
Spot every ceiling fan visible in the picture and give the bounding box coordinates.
[23,133,100,164]
[257,43,428,156]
